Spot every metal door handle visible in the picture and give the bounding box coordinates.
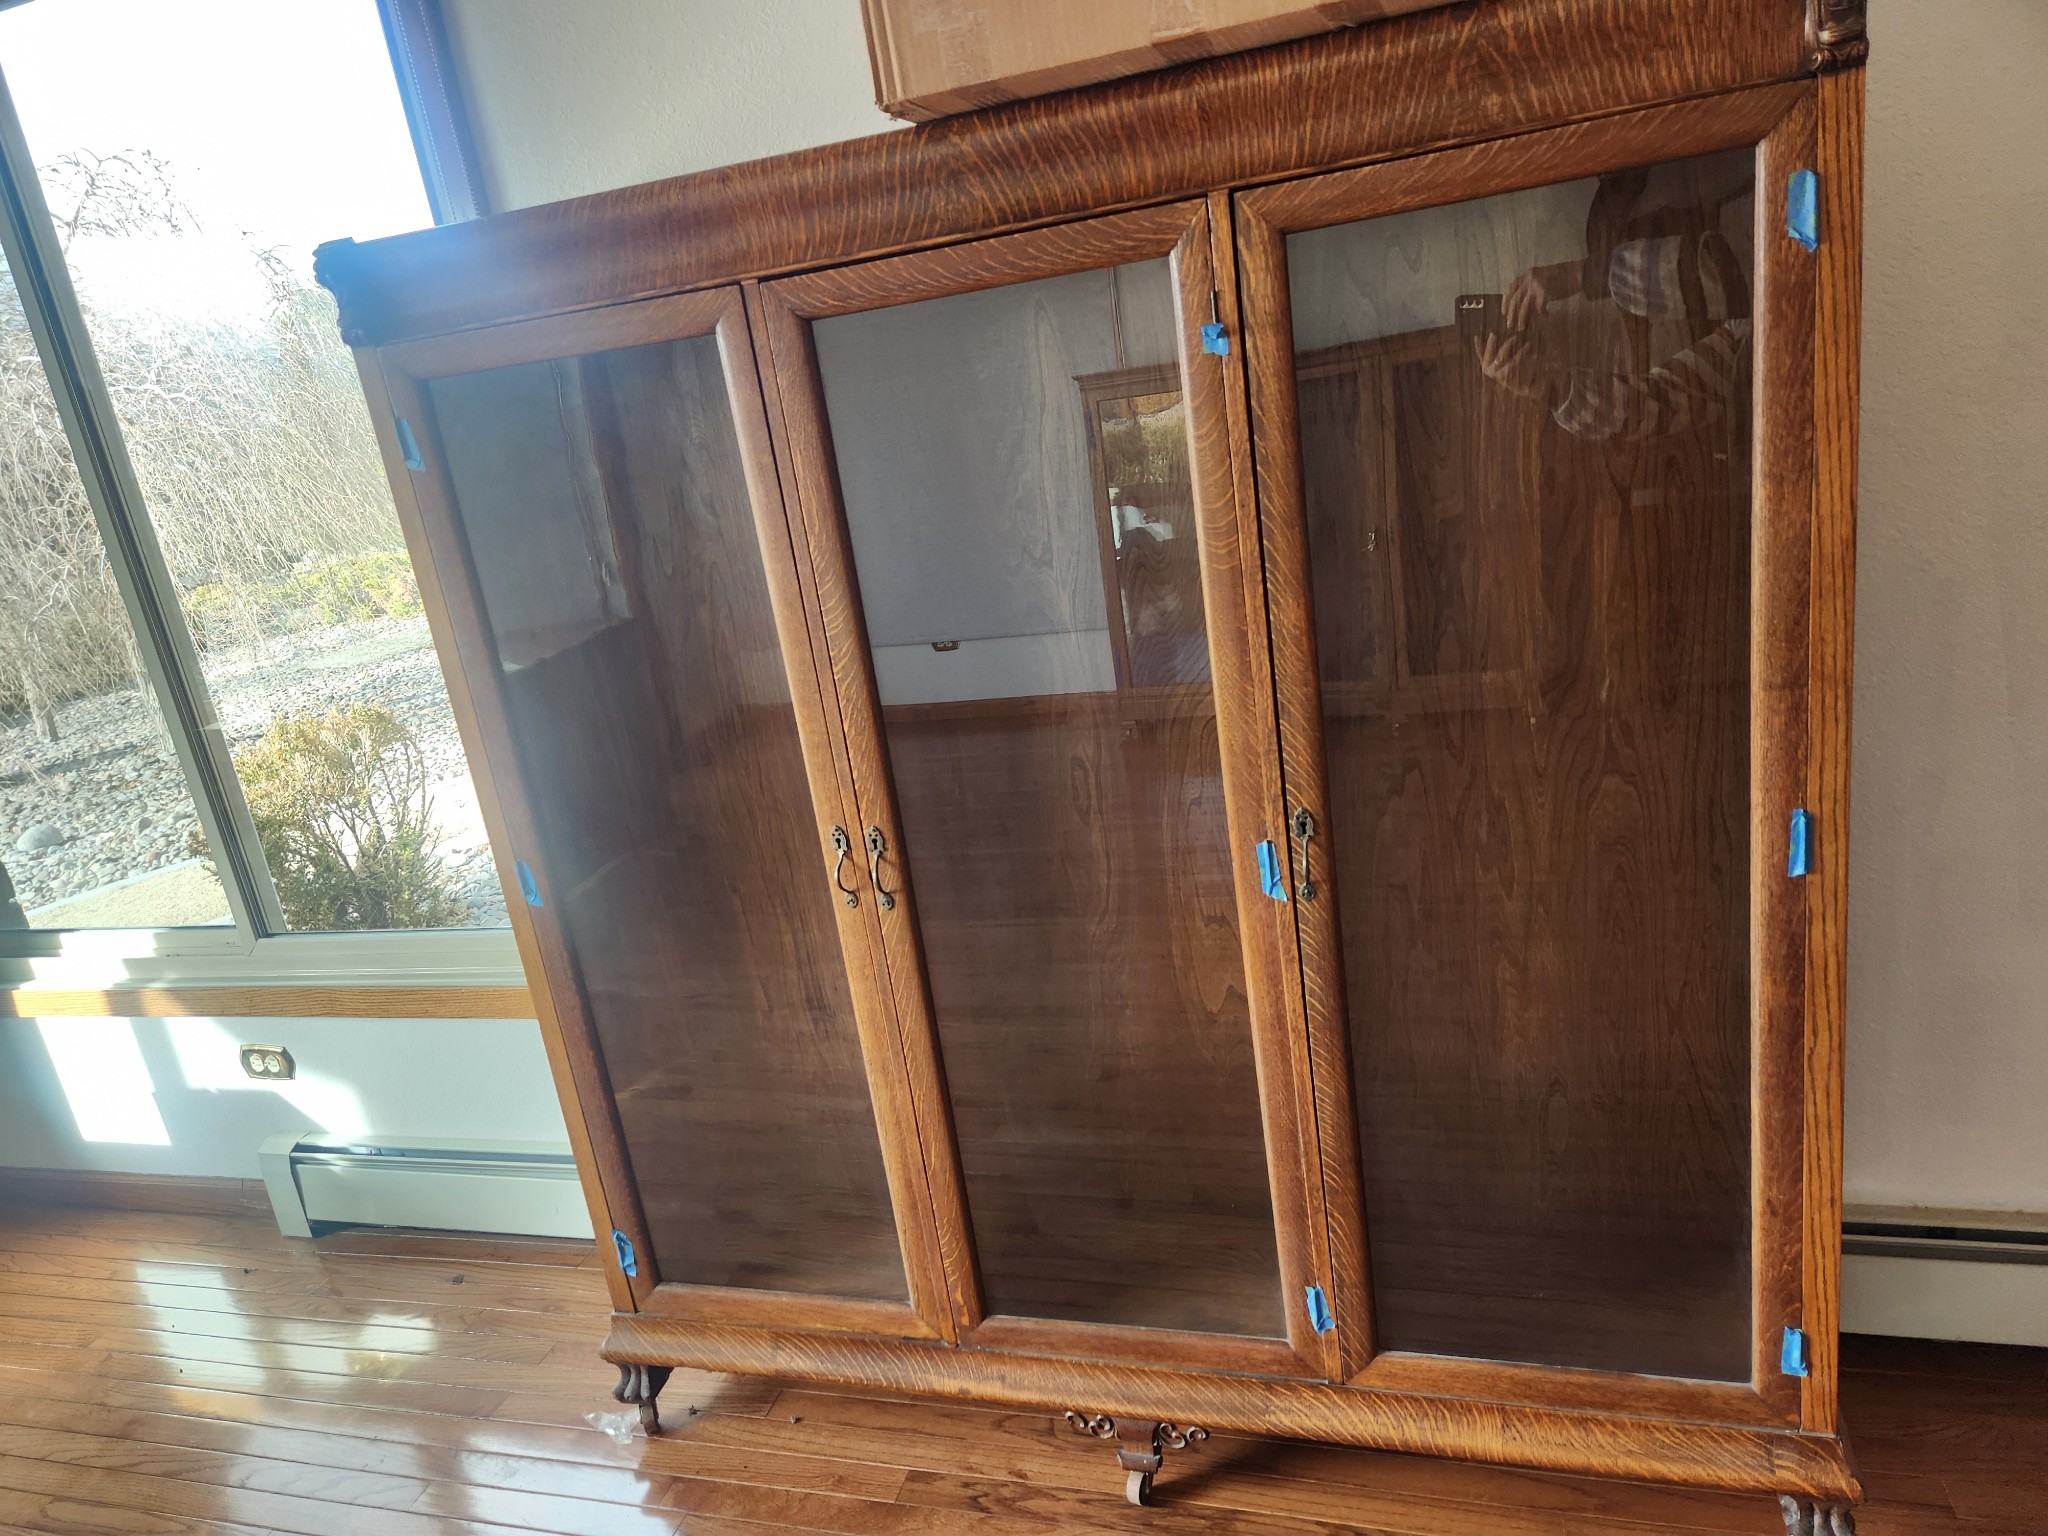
[829,826,858,907]
[1291,807,1318,901]
[864,825,896,910]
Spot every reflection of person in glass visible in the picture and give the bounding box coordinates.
[1474,166,1751,441]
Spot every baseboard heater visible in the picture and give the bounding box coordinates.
[259,1133,594,1241]
[1841,1206,2048,1349]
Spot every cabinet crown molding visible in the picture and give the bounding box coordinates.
[314,0,1836,349]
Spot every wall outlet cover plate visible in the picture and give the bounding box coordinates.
[240,1044,295,1080]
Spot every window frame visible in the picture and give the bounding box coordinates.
[0,12,520,989]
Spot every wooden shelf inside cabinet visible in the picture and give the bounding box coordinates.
[321,3,1866,1518]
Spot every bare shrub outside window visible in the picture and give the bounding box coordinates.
[0,0,507,932]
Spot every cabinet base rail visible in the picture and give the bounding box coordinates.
[600,1314,1862,1503]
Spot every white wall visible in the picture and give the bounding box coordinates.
[1844,0,2048,1214]
[0,1015,568,1176]
[441,0,898,210]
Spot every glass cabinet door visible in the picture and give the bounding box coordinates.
[395,297,914,1308]
[1242,145,1762,1382]
[762,208,1314,1357]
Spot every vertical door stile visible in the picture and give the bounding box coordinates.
[1202,191,1359,1382]
[748,279,982,1344]
[1230,195,1379,1382]
[1798,65,1863,1441]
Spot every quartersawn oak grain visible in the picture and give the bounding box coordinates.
[316,0,1819,346]
[603,1313,1861,1501]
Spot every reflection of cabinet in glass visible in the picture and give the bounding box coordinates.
[1296,328,1543,715]
[318,2,1868,1525]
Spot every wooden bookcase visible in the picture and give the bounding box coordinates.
[317,1,1868,1524]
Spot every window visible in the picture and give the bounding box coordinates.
[0,0,509,963]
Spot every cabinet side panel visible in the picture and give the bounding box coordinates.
[1750,87,1819,1425]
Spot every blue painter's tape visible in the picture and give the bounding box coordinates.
[1200,322,1230,356]
[395,416,425,471]
[1305,1284,1335,1334]
[1257,840,1288,902]
[1787,809,1813,878]
[1781,1326,1810,1377]
[612,1230,638,1277]
[516,860,543,906]
[1787,169,1820,251]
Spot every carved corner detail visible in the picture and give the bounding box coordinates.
[1806,0,1869,73]
[311,238,372,348]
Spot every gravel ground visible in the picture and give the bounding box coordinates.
[0,615,508,927]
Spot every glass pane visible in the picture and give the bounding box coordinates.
[0,254,230,929]
[427,335,905,1300]
[812,259,1283,1337]
[0,0,504,929]
[1287,150,1755,1378]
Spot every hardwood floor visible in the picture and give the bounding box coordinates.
[0,1202,2038,1535]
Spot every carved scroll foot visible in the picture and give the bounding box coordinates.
[1781,1494,1857,1536]
[612,1362,674,1434]
[1064,1412,1208,1506]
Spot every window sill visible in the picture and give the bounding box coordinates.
[0,926,533,1018]
[2,980,534,1020]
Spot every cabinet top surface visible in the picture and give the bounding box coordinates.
[316,0,1863,348]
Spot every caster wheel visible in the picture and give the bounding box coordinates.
[1126,1468,1153,1505]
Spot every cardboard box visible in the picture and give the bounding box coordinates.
[862,0,1466,121]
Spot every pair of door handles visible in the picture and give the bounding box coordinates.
[829,825,894,910]
[828,814,1317,910]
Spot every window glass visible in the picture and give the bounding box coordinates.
[0,0,505,931]
[0,252,230,929]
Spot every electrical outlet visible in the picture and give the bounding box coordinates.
[240,1044,295,1081]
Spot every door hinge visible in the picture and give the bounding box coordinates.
[1787,169,1820,251]
[612,1229,638,1277]
[1781,1325,1810,1377]
[1787,808,1813,878]
[1304,1284,1335,1334]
